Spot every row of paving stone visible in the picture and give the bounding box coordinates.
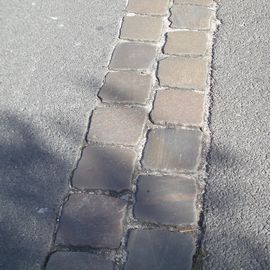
[45,0,216,269]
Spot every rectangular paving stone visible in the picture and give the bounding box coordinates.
[46,252,113,270]
[135,175,197,225]
[56,194,127,248]
[110,42,156,70]
[164,31,208,55]
[175,0,214,6]
[125,229,195,270]
[72,145,136,192]
[170,5,213,30]
[127,0,170,15]
[158,56,208,89]
[120,16,163,42]
[151,89,205,126]
[142,128,202,172]
[98,71,152,105]
[88,106,147,146]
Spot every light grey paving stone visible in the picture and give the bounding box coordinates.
[175,0,214,6]
[72,145,136,191]
[125,229,195,270]
[135,175,197,225]
[170,5,213,30]
[110,42,156,70]
[142,128,202,172]
[98,71,152,105]
[46,252,113,270]
[127,0,170,15]
[56,194,127,248]
[88,106,147,146]
[120,16,163,42]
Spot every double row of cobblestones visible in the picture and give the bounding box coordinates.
[45,0,217,269]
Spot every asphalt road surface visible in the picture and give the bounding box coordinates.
[0,0,125,269]
[203,0,270,269]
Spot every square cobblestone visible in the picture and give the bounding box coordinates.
[127,0,170,15]
[98,71,152,105]
[56,194,127,248]
[142,128,202,172]
[88,106,147,146]
[125,229,195,270]
[158,56,208,90]
[46,252,113,270]
[151,89,205,126]
[175,0,213,6]
[72,145,136,191]
[120,16,163,42]
[170,5,213,30]
[110,42,156,70]
[135,175,197,225]
[164,31,208,55]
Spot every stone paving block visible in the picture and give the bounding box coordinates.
[142,128,202,171]
[158,56,208,89]
[135,175,197,225]
[127,0,170,15]
[175,0,213,6]
[120,16,163,42]
[88,106,147,146]
[125,229,195,270]
[151,89,205,126]
[170,5,213,30]
[98,71,152,105]
[72,145,136,191]
[56,194,126,248]
[46,252,113,270]
[164,31,208,55]
[110,42,156,70]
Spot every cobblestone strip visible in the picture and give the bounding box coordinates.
[44,1,218,269]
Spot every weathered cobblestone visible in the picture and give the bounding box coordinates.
[46,252,113,270]
[72,145,136,191]
[56,194,126,248]
[151,89,205,126]
[164,31,208,55]
[142,128,202,172]
[125,229,195,270]
[120,16,163,42]
[98,71,152,105]
[175,0,213,6]
[135,175,197,225]
[170,5,213,30]
[110,42,156,70]
[88,106,147,146]
[158,56,208,89]
[127,0,170,15]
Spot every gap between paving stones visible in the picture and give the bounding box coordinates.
[44,0,219,269]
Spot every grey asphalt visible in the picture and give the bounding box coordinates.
[0,0,125,269]
[203,0,270,269]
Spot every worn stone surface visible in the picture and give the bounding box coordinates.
[151,89,205,126]
[135,175,197,225]
[164,31,208,55]
[158,57,208,90]
[46,252,113,270]
[127,0,170,15]
[121,16,163,42]
[99,71,152,105]
[88,106,147,146]
[142,128,202,172]
[56,194,126,248]
[175,0,213,6]
[125,229,195,270]
[170,5,213,30]
[72,145,136,191]
[110,42,156,70]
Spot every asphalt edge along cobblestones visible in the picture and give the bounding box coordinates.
[43,0,219,269]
